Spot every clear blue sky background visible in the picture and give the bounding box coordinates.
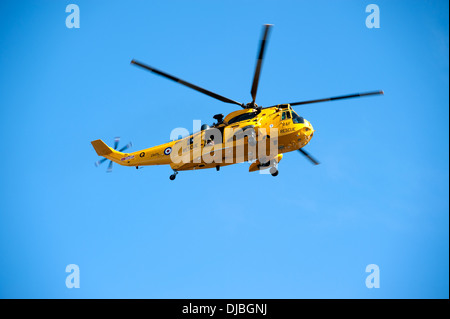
[0,0,448,299]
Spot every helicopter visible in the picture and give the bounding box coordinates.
[91,24,383,180]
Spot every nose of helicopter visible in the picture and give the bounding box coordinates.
[296,119,314,149]
[301,119,314,138]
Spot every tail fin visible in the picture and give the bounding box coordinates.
[91,139,113,156]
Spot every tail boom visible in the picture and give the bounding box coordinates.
[91,139,174,167]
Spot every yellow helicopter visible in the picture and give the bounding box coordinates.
[91,24,383,180]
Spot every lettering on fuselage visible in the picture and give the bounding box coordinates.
[121,155,135,161]
[280,127,295,134]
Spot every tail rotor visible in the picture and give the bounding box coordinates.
[94,137,132,173]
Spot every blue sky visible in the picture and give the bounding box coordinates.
[0,0,448,298]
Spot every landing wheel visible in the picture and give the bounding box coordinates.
[169,170,178,181]
[270,167,278,177]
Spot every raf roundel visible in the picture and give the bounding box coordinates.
[164,147,172,155]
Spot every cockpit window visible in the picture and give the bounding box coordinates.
[291,110,304,124]
[281,111,291,121]
[228,111,258,125]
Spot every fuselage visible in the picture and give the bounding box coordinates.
[94,104,314,172]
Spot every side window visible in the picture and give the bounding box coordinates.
[281,111,291,121]
[291,111,305,124]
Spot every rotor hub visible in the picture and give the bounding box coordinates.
[245,102,258,109]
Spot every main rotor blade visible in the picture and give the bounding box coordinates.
[131,60,243,107]
[250,24,273,104]
[284,90,384,107]
[298,148,320,165]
